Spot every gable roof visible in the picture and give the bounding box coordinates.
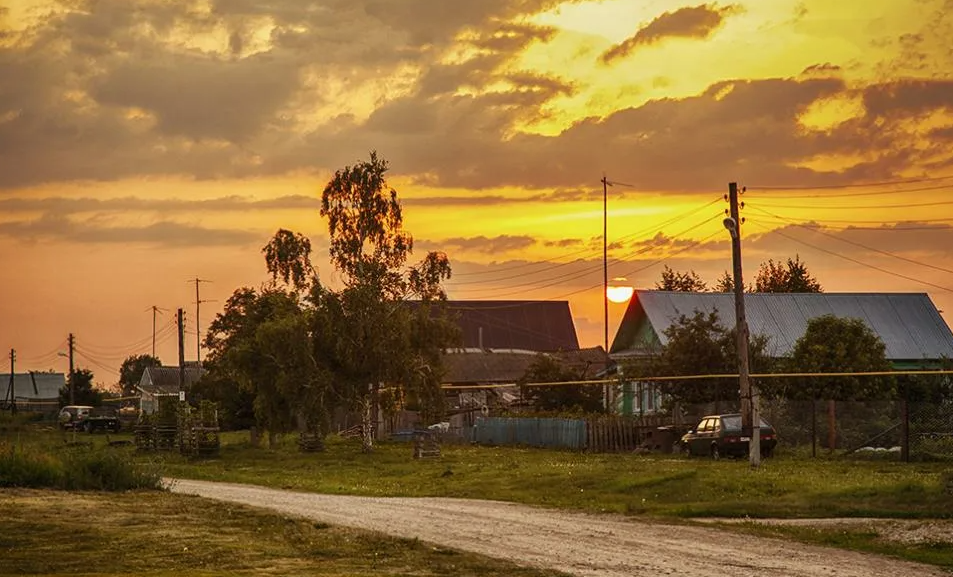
[438,300,580,352]
[1,372,65,401]
[611,291,953,361]
[137,366,206,395]
[442,346,608,385]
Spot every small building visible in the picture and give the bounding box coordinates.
[137,365,206,414]
[1,372,65,414]
[609,290,953,413]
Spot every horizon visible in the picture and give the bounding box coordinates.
[2,0,952,388]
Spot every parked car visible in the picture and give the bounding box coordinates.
[58,405,121,433]
[679,413,778,459]
[58,405,94,430]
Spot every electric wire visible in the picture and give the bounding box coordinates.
[451,196,722,280]
[451,213,722,298]
[748,206,953,277]
[750,215,953,232]
[750,199,953,210]
[748,220,953,293]
[746,174,953,191]
[753,182,953,199]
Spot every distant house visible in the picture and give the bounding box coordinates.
[441,346,609,426]
[427,300,580,352]
[137,365,206,414]
[1,372,65,414]
[609,291,953,413]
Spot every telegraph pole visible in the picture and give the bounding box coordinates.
[190,278,212,365]
[8,349,15,415]
[727,182,760,468]
[68,333,75,406]
[177,308,185,394]
[602,175,611,412]
[147,306,168,358]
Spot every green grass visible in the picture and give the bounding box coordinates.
[138,431,953,520]
[0,489,567,576]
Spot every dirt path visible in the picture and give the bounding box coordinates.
[169,478,945,577]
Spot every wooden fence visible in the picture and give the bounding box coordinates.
[466,415,676,452]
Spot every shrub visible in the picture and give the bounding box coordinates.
[0,443,162,491]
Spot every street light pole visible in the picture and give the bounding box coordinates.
[602,175,611,413]
[726,182,760,468]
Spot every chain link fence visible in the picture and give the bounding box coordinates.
[675,398,953,461]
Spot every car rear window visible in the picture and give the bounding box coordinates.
[722,416,770,430]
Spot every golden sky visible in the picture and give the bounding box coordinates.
[2,0,953,387]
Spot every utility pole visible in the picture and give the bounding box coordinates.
[726,182,760,468]
[68,333,75,406]
[177,308,185,394]
[602,175,611,413]
[147,306,168,358]
[8,349,15,415]
[190,278,212,365]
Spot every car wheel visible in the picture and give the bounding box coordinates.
[710,444,720,460]
[680,442,691,457]
[83,422,92,433]
[761,447,774,459]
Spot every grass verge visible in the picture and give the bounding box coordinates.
[145,432,953,519]
[0,489,567,577]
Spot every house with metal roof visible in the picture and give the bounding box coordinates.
[137,365,206,414]
[435,300,580,352]
[610,291,953,368]
[1,372,65,413]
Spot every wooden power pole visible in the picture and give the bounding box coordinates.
[727,182,760,468]
[177,308,185,395]
[67,333,75,406]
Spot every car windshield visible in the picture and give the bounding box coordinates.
[722,416,770,430]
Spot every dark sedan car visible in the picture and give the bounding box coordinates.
[679,413,778,459]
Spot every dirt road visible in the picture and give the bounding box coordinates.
[170,478,945,577]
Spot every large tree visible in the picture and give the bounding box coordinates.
[754,255,822,293]
[786,314,893,451]
[519,354,605,414]
[655,266,708,292]
[59,368,101,407]
[625,311,772,409]
[118,354,160,399]
[318,151,457,452]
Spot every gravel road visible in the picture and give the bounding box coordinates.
[170,478,946,577]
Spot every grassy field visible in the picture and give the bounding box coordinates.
[142,431,953,520]
[0,489,567,577]
[5,426,953,571]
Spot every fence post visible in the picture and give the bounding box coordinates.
[901,398,910,463]
[811,399,817,458]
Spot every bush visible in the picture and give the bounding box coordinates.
[0,443,162,491]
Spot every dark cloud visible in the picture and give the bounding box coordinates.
[427,234,538,254]
[1,0,952,196]
[544,238,583,247]
[601,3,743,64]
[0,195,321,215]
[0,214,261,247]
[802,62,842,76]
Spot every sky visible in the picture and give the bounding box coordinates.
[2,0,953,389]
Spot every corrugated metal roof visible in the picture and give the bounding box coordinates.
[440,301,580,352]
[614,291,953,361]
[137,366,206,395]
[1,372,65,401]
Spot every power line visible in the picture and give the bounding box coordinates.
[752,182,953,199]
[749,206,953,277]
[451,197,722,280]
[746,174,953,191]
[750,215,953,232]
[452,213,722,298]
[748,220,953,293]
[750,199,953,210]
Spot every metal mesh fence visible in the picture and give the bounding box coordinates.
[675,398,953,461]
